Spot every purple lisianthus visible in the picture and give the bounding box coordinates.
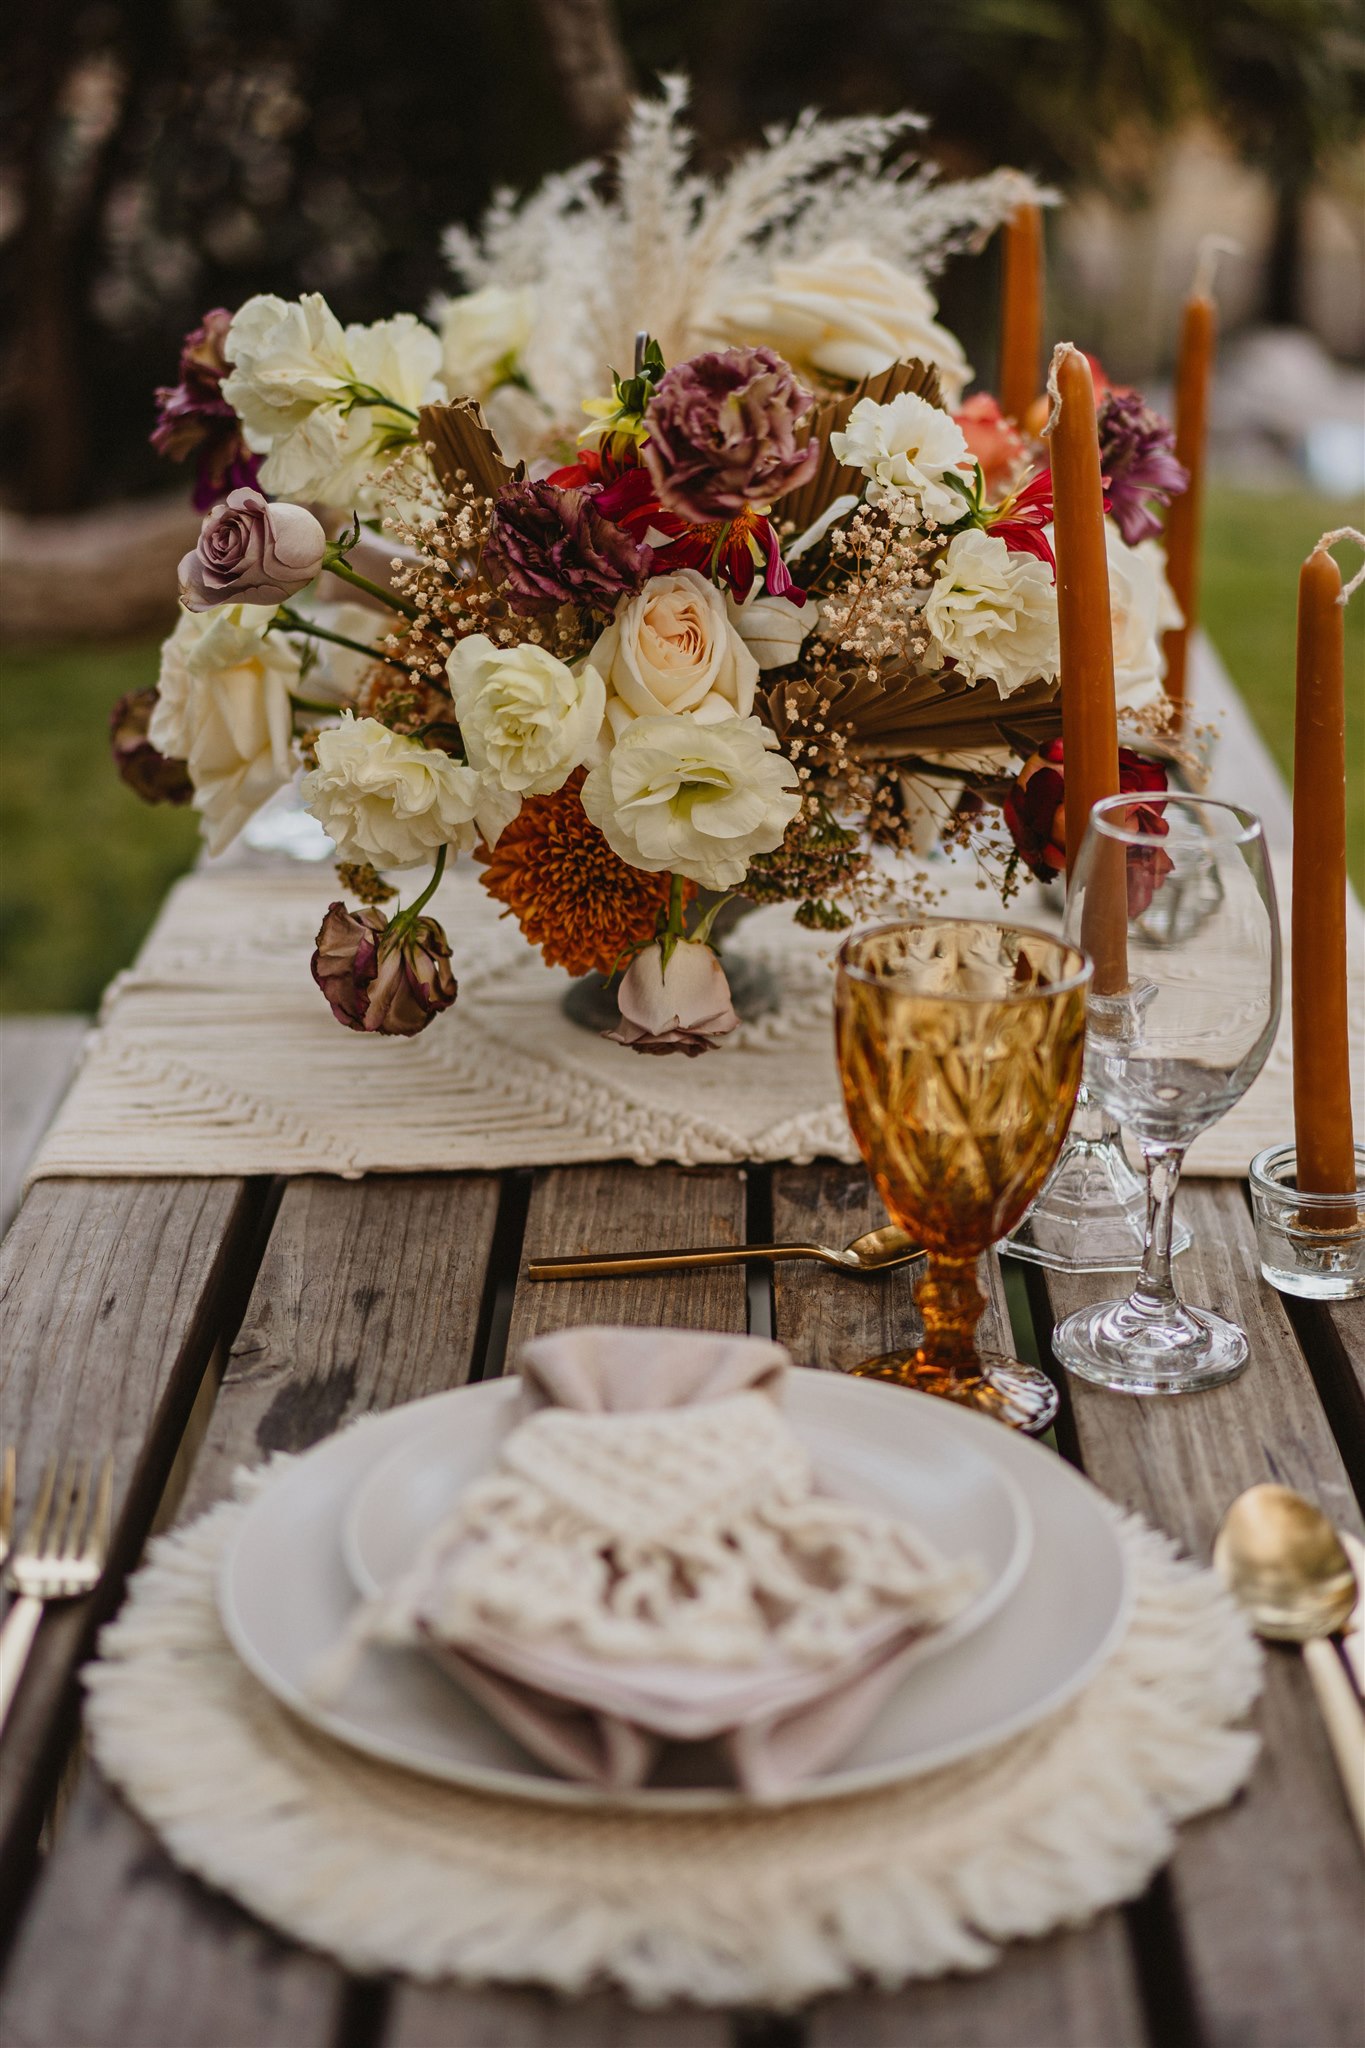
[1096,390,1188,546]
[110,689,193,806]
[643,347,818,524]
[152,308,260,512]
[179,488,326,611]
[312,902,457,1036]
[484,479,653,616]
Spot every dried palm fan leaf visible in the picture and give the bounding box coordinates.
[848,672,1063,759]
[781,357,945,537]
[419,398,522,502]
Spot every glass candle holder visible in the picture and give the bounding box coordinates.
[1248,1144,1365,1301]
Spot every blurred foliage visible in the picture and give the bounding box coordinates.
[2,0,1361,511]
[2,486,1358,1012]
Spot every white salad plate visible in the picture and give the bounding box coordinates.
[217,1370,1130,1812]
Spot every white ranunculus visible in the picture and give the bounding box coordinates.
[438,284,536,400]
[302,714,516,869]
[588,569,758,744]
[830,392,974,524]
[922,528,1060,698]
[225,295,443,511]
[725,588,813,671]
[580,714,801,891]
[704,241,973,409]
[150,605,298,856]
[1108,527,1182,713]
[446,634,605,795]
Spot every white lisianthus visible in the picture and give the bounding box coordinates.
[704,241,973,408]
[223,295,443,511]
[302,714,517,869]
[446,634,605,795]
[587,569,758,744]
[725,587,813,670]
[1109,531,1182,711]
[831,393,974,524]
[437,284,536,400]
[581,714,801,891]
[922,529,1060,698]
[150,605,298,856]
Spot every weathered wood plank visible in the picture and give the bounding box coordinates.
[807,1916,1146,2048]
[774,1163,1147,2048]
[769,1162,1015,1369]
[387,1983,733,2047]
[0,1176,256,1921]
[508,1164,749,1350]
[0,1174,501,2048]
[0,1017,87,1235]
[1035,1177,1365,2048]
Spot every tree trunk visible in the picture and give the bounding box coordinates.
[1264,176,1306,328]
[528,0,635,155]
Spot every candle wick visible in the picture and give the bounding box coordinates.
[1040,342,1074,439]
[1190,235,1241,302]
[1317,527,1365,604]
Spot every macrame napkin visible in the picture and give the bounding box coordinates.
[84,1448,1262,2008]
[340,1329,980,1799]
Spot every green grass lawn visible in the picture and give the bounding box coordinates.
[1,482,1361,1013]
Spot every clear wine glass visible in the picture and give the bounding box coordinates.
[1053,794,1281,1394]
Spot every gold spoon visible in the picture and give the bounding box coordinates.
[526,1223,921,1282]
[1214,1483,1364,1845]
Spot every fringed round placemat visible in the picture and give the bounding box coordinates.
[84,1459,1262,2010]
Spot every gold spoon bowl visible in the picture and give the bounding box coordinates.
[1213,1483,1357,1640]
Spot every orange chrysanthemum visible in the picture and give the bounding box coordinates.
[475,770,685,977]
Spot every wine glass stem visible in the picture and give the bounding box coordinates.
[916,1253,986,1378]
[1131,1144,1187,1315]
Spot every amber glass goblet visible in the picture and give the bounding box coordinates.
[836,920,1091,1432]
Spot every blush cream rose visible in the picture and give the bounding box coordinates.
[587,569,759,743]
[606,939,740,1055]
[581,713,801,891]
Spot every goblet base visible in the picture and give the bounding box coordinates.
[846,1349,1059,1435]
[1006,1129,1191,1274]
[1053,1297,1248,1397]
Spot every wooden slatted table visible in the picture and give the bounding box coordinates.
[0,1158,1361,2048]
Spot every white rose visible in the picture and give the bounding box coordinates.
[222,294,352,441]
[581,714,801,891]
[725,587,813,670]
[830,392,974,523]
[150,605,298,856]
[588,569,758,743]
[438,284,536,400]
[302,713,517,869]
[704,241,972,408]
[446,634,605,795]
[1107,527,1182,713]
[923,528,1060,698]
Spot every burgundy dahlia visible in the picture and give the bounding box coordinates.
[1003,739,1173,913]
[484,480,653,616]
[152,309,260,512]
[642,347,818,524]
[109,689,193,807]
[312,902,457,1036]
[1096,390,1188,546]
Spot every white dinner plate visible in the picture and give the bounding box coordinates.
[218,1371,1130,1812]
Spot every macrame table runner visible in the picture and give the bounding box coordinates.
[27,848,1361,1183]
[85,1450,1262,2008]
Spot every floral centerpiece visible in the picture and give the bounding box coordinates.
[120,85,1188,1055]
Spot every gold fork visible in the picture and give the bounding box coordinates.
[0,1452,113,1737]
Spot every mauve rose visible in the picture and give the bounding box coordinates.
[643,347,817,524]
[179,488,327,611]
[109,689,193,806]
[605,939,739,1056]
[484,479,652,616]
[312,902,457,1036]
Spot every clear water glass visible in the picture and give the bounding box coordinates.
[1053,795,1281,1394]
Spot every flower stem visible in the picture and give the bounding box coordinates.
[323,551,419,619]
[390,844,448,937]
[272,606,419,675]
[344,381,420,422]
